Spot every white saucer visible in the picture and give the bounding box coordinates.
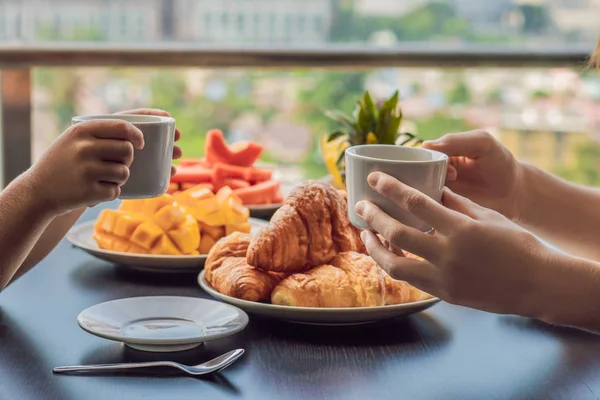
[77,296,249,352]
[67,218,268,273]
[198,271,440,326]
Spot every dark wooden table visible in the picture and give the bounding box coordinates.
[1,207,600,400]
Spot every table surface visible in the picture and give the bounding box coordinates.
[1,207,600,400]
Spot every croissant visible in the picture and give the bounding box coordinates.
[247,181,365,273]
[384,250,434,304]
[205,232,252,282]
[207,257,283,302]
[271,251,386,307]
[384,274,432,304]
[205,232,285,302]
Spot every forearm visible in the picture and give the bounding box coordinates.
[0,174,56,289]
[518,163,600,261]
[529,250,600,334]
[10,207,85,284]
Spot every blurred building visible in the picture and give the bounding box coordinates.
[499,108,590,171]
[0,0,164,42]
[174,0,333,44]
[0,0,334,44]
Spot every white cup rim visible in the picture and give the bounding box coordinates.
[345,144,448,164]
[72,114,175,125]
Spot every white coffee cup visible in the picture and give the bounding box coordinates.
[71,114,176,199]
[345,145,448,232]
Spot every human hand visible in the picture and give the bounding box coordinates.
[116,108,182,177]
[27,119,145,216]
[356,172,549,317]
[422,130,523,221]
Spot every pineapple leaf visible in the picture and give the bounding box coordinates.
[325,110,357,131]
[363,91,378,119]
[376,91,402,144]
[326,131,347,142]
[357,91,376,135]
[384,116,402,145]
[385,90,399,111]
[335,147,347,167]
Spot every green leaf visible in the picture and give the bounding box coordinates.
[336,147,347,167]
[384,90,399,111]
[326,131,347,142]
[324,110,357,131]
[363,91,377,120]
[383,116,402,144]
[357,91,376,136]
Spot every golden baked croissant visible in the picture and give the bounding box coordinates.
[384,250,434,304]
[205,232,252,282]
[205,232,285,302]
[247,181,365,273]
[271,251,386,307]
[207,257,283,302]
[384,274,432,304]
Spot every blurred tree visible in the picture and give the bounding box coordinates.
[34,26,104,130]
[330,1,472,43]
[556,141,600,187]
[518,5,551,35]
[447,77,472,105]
[294,70,367,178]
[414,114,475,141]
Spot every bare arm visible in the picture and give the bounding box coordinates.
[518,163,600,261]
[9,207,85,284]
[533,251,600,333]
[0,174,57,289]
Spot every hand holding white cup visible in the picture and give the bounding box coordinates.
[345,145,448,233]
[72,114,176,199]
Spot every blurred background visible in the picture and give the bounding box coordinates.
[1,0,600,185]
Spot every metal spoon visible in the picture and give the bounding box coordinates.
[53,348,244,376]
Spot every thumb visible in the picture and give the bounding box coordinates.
[423,130,495,158]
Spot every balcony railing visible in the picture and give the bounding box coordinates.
[0,43,593,187]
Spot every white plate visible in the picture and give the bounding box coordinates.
[67,218,268,273]
[77,296,249,352]
[198,270,440,326]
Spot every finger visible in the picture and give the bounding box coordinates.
[171,165,177,177]
[92,182,121,202]
[361,231,436,287]
[446,164,457,181]
[174,128,181,142]
[117,108,171,117]
[442,187,498,221]
[80,120,144,150]
[382,239,406,257]
[172,145,182,160]
[422,130,495,158]
[368,172,464,234]
[90,139,135,166]
[88,163,130,186]
[356,200,440,259]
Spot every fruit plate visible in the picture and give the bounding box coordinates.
[67,218,269,273]
[198,270,440,326]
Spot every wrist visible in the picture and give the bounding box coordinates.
[512,162,537,225]
[9,170,61,221]
[528,249,600,332]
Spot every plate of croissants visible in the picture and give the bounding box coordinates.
[198,181,439,325]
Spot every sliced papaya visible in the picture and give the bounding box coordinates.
[233,180,280,205]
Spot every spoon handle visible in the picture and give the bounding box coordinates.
[53,361,173,373]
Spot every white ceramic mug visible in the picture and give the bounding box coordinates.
[345,145,448,232]
[71,114,176,199]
